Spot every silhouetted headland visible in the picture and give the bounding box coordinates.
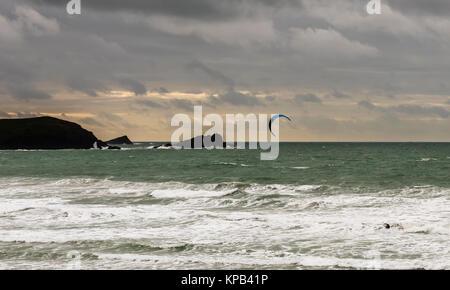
[0,116,120,150]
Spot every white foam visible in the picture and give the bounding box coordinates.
[0,177,449,269]
[215,162,237,166]
[157,146,172,150]
[245,184,321,195]
[150,188,233,199]
[417,157,437,162]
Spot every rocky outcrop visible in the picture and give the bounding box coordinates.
[0,116,120,150]
[95,140,121,150]
[106,135,133,145]
[154,133,229,149]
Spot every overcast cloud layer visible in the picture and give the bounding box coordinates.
[0,0,449,141]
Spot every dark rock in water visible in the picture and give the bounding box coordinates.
[152,143,170,149]
[179,133,224,148]
[96,140,121,150]
[0,116,120,150]
[106,135,133,145]
[383,223,404,230]
[154,133,229,149]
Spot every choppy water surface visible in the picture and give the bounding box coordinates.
[0,143,449,269]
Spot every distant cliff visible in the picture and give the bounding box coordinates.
[106,135,133,145]
[0,116,118,150]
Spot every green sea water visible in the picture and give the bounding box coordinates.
[0,143,449,269]
[2,142,450,187]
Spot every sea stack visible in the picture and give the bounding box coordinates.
[106,135,133,145]
[154,133,228,149]
[0,116,119,150]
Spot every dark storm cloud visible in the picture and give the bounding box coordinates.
[358,100,450,118]
[66,77,106,97]
[358,100,377,110]
[0,57,32,84]
[387,0,450,17]
[331,90,352,99]
[156,87,169,95]
[119,78,147,96]
[36,0,450,24]
[38,0,239,20]
[293,93,322,104]
[186,60,261,106]
[136,97,199,110]
[136,99,164,108]
[2,0,450,141]
[169,98,196,110]
[6,0,450,100]
[215,90,262,106]
[187,60,235,89]
[137,91,260,110]
[8,86,52,101]
[395,104,450,119]
[35,0,301,20]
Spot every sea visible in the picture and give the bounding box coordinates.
[0,142,449,269]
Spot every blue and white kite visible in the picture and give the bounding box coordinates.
[269,114,291,136]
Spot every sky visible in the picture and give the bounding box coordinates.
[1,0,450,141]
